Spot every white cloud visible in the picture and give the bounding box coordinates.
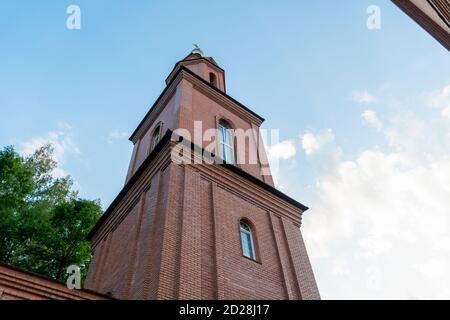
[427,84,450,123]
[428,84,450,114]
[442,106,450,120]
[416,259,446,279]
[303,146,450,299]
[20,123,80,178]
[267,139,297,187]
[301,129,335,155]
[352,90,376,104]
[267,139,296,160]
[331,259,351,276]
[301,134,319,155]
[295,84,450,299]
[361,109,382,130]
[107,130,129,144]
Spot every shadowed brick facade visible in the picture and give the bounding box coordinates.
[0,263,109,300]
[84,52,320,300]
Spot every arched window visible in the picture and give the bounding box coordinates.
[150,125,161,151]
[209,72,217,87]
[218,121,234,164]
[240,221,256,260]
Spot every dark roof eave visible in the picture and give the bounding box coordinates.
[164,55,224,83]
[88,131,308,241]
[129,66,265,142]
[87,130,173,240]
[221,163,309,212]
[183,66,265,123]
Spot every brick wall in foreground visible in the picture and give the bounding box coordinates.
[0,263,109,300]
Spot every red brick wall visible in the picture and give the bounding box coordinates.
[127,93,179,182]
[87,55,319,300]
[200,178,218,299]
[213,184,287,299]
[86,157,173,300]
[127,63,271,186]
[166,55,226,92]
[86,146,320,299]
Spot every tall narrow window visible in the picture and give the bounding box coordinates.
[209,72,217,87]
[151,125,161,151]
[218,121,234,164]
[240,221,256,260]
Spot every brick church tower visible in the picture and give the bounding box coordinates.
[84,49,320,300]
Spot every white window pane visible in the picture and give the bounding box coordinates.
[220,143,226,162]
[219,127,223,141]
[241,232,252,258]
[219,125,226,142]
[224,128,231,145]
[240,228,255,260]
[224,146,234,164]
[219,123,234,163]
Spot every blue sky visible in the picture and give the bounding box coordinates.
[1,1,450,299]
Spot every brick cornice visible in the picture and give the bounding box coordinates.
[392,0,450,51]
[195,164,304,224]
[130,74,180,143]
[165,56,225,85]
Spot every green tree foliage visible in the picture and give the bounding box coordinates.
[0,145,102,282]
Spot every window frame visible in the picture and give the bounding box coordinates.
[150,123,162,152]
[218,121,235,164]
[209,72,217,87]
[239,220,257,261]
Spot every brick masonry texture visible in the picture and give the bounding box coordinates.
[84,52,321,300]
[0,52,319,301]
[0,264,109,300]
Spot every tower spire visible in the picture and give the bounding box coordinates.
[191,43,204,56]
